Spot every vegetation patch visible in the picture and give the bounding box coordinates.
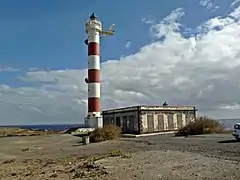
[89,124,122,143]
[175,116,224,136]
[0,127,61,138]
[2,159,16,164]
[88,150,132,162]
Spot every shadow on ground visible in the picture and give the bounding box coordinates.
[218,140,239,144]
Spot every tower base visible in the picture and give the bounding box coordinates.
[84,116,103,129]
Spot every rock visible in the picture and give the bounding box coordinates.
[65,168,75,173]
[25,173,31,176]
[102,170,109,175]
[3,159,16,164]
[11,172,17,176]
[72,172,81,179]
[21,148,30,152]
[49,173,57,178]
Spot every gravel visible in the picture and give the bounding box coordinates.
[0,134,239,179]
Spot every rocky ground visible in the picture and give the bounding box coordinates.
[0,127,62,137]
[0,133,239,180]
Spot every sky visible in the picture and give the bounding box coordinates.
[0,0,240,125]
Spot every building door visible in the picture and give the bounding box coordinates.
[147,114,154,133]
[177,114,182,129]
[116,117,121,127]
[122,116,127,133]
[128,115,134,133]
[168,114,174,130]
[103,117,109,126]
[157,114,164,131]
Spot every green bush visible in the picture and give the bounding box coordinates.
[89,124,122,143]
[175,116,224,136]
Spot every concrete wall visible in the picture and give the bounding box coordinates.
[103,111,139,134]
[140,110,196,133]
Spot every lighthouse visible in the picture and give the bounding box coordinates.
[84,13,115,128]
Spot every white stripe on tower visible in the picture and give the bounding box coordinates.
[88,29,101,118]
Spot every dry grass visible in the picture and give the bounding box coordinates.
[88,150,132,162]
[2,159,16,164]
[175,116,224,136]
[0,127,61,137]
[89,124,122,143]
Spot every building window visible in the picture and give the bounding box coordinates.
[147,114,154,132]
[104,117,109,125]
[127,118,130,130]
[129,115,134,122]
[110,117,114,124]
[123,116,127,132]
[128,115,134,133]
[116,117,121,127]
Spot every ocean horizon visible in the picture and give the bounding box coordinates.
[0,124,86,131]
[217,119,240,130]
[0,119,239,131]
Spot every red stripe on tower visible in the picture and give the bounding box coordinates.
[88,42,100,56]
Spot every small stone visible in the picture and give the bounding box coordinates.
[102,170,109,175]
[72,172,81,179]
[49,173,57,178]
[21,148,30,152]
[11,172,17,176]
[25,173,31,176]
[66,168,75,173]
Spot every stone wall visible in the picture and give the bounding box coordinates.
[140,110,196,133]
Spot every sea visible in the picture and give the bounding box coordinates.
[218,119,240,130]
[0,119,239,131]
[0,124,86,131]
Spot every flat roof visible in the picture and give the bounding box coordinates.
[102,105,196,114]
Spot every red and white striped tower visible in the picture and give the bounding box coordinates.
[84,13,115,128]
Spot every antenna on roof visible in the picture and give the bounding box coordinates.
[162,101,168,106]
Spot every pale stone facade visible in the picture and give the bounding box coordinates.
[102,106,197,134]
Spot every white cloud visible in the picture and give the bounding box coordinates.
[149,8,185,38]
[141,16,155,24]
[0,67,20,72]
[230,6,240,20]
[231,0,240,7]
[199,0,219,11]
[1,5,240,124]
[125,41,132,49]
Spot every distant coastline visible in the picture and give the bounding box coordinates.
[0,124,86,131]
[0,119,239,131]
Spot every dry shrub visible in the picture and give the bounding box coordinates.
[175,116,224,136]
[90,124,122,143]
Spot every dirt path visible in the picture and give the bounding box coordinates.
[0,134,239,179]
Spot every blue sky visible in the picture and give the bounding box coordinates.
[0,0,234,85]
[0,0,240,124]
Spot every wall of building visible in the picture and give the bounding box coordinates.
[103,111,139,134]
[102,106,196,134]
[140,110,196,133]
